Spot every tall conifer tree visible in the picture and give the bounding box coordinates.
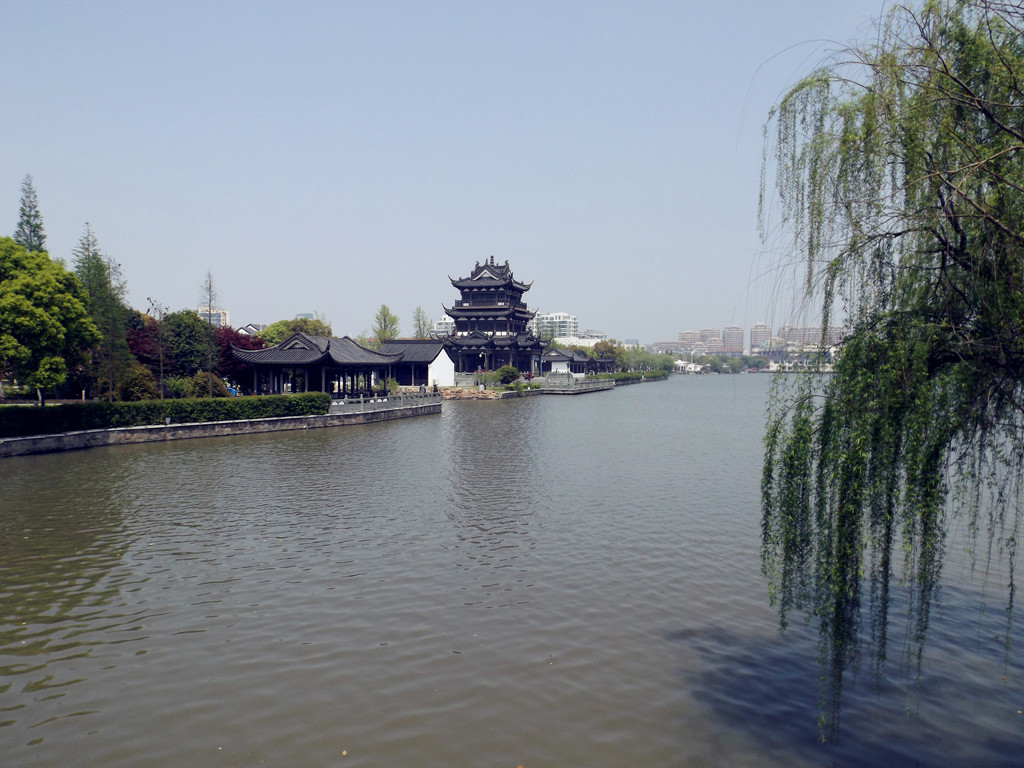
[72,223,131,400]
[13,174,46,253]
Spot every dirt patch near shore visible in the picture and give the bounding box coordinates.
[440,387,504,400]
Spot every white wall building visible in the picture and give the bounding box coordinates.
[432,316,455,336]
[749,322,771,354]
[531,311,578,339]
[722,325,744,355]
[196,307,230,328]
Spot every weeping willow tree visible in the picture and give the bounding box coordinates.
[760,0,1024,737]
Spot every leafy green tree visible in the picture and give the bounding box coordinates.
[148,299,169,397]
[722,357,745,374]
[13,174,46,253]
[118,363,160,401]
[215,326,265,391]
[495,365,520,385]
[370,304,400,346]
[537,327,557,344]
[185,370,230,398]
[412,306,432,338]
[72,224,132,400]
[198,271,220,396]
[309,311,333,336]
[259,315,332,345]
[258,319,292,346]
[127,308,166,394]
[592,339,625,369]
[759,0,1024,736]
[0,237,99,403]
[623,347,673,373]
[163,309,213,377]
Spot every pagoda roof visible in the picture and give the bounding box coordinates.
[445,331,547,351]
[449,256,532,292]
[231,332,402,366]
[441,304,535,319]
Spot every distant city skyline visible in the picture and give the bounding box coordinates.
[653,322,845,356]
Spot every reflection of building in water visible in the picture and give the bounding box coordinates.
[440,398,546,591]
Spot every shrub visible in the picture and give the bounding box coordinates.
[0,393,331,438]
[606,370,670,383]
[185,371,230,398]
[504,379,526,396]
[374,377,400,394]
[495,365,520,385]
[119,365,161,402]
[163,376,189,399]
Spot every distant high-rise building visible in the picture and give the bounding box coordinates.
[433,316,455,336]
[750,322,771,354]
[775,324,846,351]
[824,326,846,346]
[778,324,816,346]
[531,311,578,339]
[700,327,720,344]
[196,307,230,328]
[722,325,744,355]
[678,330,700,350]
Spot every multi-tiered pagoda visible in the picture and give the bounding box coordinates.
[442,256,547,375]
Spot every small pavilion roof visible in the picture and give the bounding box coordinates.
[231,332,402,366]
[377,339,448,363]
[544,347,592,363]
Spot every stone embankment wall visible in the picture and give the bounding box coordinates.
[538,377,615,394]
[0,400,441,459]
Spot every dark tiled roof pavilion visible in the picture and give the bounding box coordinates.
[231,332,402,395]
[232,333,402,367]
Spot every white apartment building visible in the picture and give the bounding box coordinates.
[432,316,455,336]
[677,330,701,349]
[749,322,771,354]
[699,327,720,344]
[722,325,744,355]
[531,311,579,339]
[196,307,230,328]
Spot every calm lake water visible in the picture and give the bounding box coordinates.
[1,375,1021,767]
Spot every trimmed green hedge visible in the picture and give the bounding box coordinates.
[599,370,670,382]
[0,393,331,438]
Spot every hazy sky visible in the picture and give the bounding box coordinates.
[2,1,888,343]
